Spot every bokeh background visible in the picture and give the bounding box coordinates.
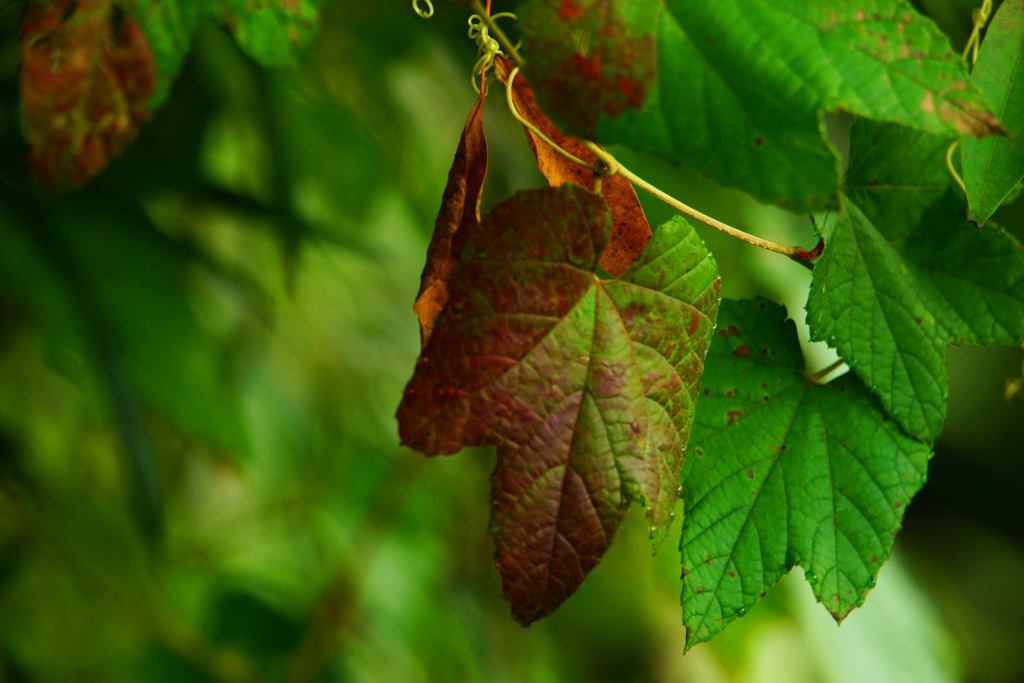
[0,0,1022,681]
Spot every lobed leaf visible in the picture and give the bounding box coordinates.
[807,120,1024,441]
[396,185,719,624]
[20,0,157,192]
[414,94,488,344]
[519,0,1003,213]
[681,298,931,650]
[494,56,651,277]
[961,0,1024,226]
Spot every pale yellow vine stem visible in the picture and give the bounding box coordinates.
[582,142,813,262]
[946,139,968,197]
[947,0,990,196]
[412,0,433,19]
[962,0,993,65]
[486,6,817,264]
[469,12,518,93]
[506,68,605,173]
[469,0,525,68]
[806,358,848,384]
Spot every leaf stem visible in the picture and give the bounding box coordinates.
[945,140,968,198]
[961,0,993,65]
[487,11,819,266]
[470,0,524,68]
[582,142,817,266]
[505,68,604,173]
[806,358,847,384]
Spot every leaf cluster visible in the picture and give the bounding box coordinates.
[2,0,1023,657]
[397,0,1024,649]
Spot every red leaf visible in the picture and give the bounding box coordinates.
[397,185,719,624]
[413,93,488,344]
[494,56,650,277]
[20,0,156,192]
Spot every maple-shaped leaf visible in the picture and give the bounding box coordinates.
[20,0,157,192]
[680,298,931,650]
[519,0,1003,213]
[806,119,1024,441]
[961,0,1024,226]
[414,94,488,344]
[396,185,719,624]
[494,56,651,277]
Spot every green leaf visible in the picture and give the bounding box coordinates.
[221,0,323,66]
[396,185,719,624]
[681,298,931,650]
[806,120,1024,441]
[961,0,1024,225]
[520,0,1002,213]
[121,0,215,108]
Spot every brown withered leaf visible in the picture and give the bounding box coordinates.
[20,0,157,192]
[413,93,488,344]
[494,56,650,277]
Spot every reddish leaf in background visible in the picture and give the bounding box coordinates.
[518,0,658,139]
[495,56,650,277]
[19,0,156,192]
[414,93,488,344]
[397,185,719,624]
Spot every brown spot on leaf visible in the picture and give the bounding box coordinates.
[733,344,751,358]
[719,325,741,339]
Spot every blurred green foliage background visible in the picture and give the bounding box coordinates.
[0,1,1021,681]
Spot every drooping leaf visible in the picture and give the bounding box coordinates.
[494,56,651,276]
[414,93,488,344]
[681,298,931,649]
[806,120,1024,441]
[396,185,719,624]
[220,0,322,66]
[519,0,1003,212]
[20,0,157,191]
[961,0,1024,225]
